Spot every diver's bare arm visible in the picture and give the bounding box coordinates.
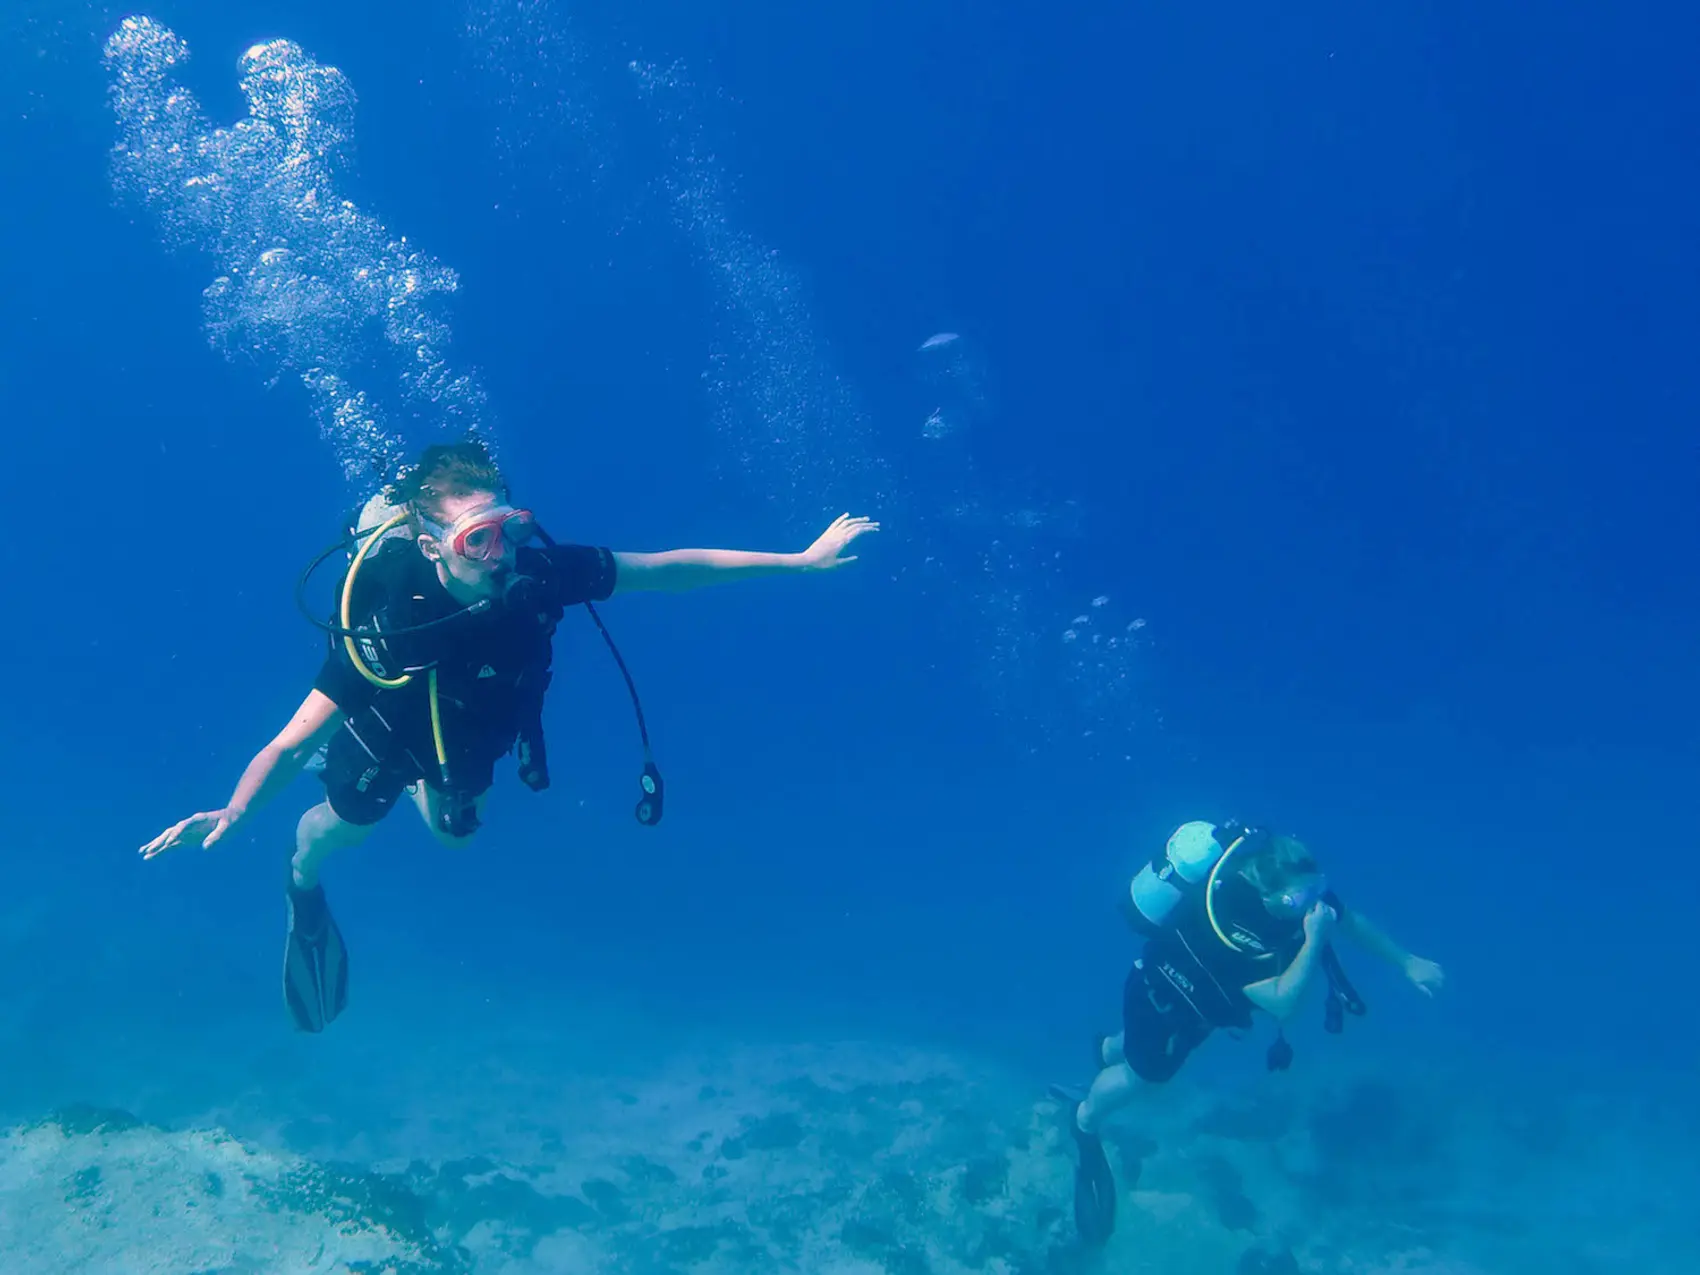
[1242,934,1326,1021]
[1338,909,1412,971]
[610,513,878,593]
[140,690,345,859]
[224,690,345,823]
[611,547,804,593]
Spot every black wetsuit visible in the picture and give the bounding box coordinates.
[1121,876,1347,1082]
[314,538,617,824]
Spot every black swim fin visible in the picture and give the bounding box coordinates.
[1049,1083,1117,1247]
[1072,1122,1117,1246]
[283,881,349,1033]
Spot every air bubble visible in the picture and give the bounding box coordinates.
[103,16,490,488]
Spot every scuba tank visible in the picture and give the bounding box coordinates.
[1126,820,1243,935]
[1122,819,1368,1071]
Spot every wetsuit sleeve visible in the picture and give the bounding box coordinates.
[541,543,618,606]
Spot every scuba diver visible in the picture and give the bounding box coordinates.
[1057,820,1444,1246]
[137,439,879,1033]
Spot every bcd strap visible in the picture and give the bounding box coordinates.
[529,526,664,829]
[1263,947,1365,1070]
[1321,943,1367,1034]
[516,671,552,792]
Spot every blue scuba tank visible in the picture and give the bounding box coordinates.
[1127,820,1230,932]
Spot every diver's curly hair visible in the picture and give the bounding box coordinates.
[391,439,510,526]
[1239,834,1320,896]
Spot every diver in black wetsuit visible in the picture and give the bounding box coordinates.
[137,439,879,1032]
[1060,820,1444,1245]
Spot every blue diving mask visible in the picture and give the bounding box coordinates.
[1274,874,1329,916]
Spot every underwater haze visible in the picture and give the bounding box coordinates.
[2,1,1697,1272]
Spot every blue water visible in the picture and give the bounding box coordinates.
[2,0,1697,1267]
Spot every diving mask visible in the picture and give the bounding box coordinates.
[1274,874,1329,916]
[427,505,538,562]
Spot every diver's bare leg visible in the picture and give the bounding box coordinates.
[290,800,373,889]
[1077,1061,1142,1134]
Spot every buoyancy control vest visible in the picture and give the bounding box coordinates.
[296,492,664,834]
[1122,820,1367,1067]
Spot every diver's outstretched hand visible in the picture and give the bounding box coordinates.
[139,809,236,860]
[1403,955,1445,998]
[801,513,879,569]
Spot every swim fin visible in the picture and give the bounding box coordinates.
[1072,1122,1117,1246]
[283,880,349,1033]
[1049,1083,1116,1246]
